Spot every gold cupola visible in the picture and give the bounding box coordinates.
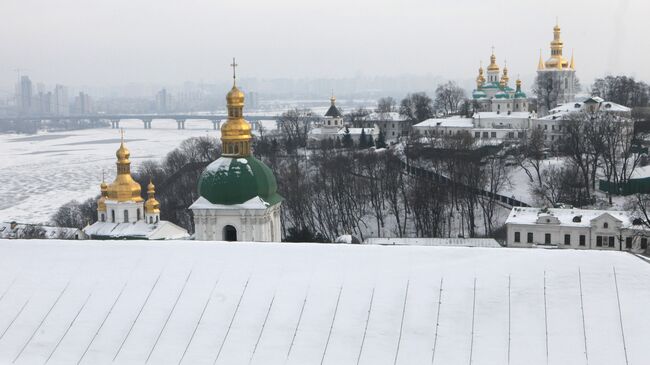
[221,58,252,157]
[97,174,108,212]
[500,61,510,85]
[537,49,545,70]
[545,21,569,69]
[476,63,485,88]
[106,131,143,202]
[144,179,160,214]
[487,50,500,72]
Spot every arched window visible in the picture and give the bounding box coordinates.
[137,209,141,221]
[155,216,159,223]
[124,210,129,223]
[223,225,237,241]
[111,210,115,223]
[604,222,609,229]
[101,213,105,222]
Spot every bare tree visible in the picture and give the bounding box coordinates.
[399,92,434,123]
[376,97,396,113]
[592,75,650,108]
[434,81,466,116]
[518,127,546,187]
[277,108,312,147]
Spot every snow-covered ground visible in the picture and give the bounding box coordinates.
[0,121,222,224]
[0,240,648,365]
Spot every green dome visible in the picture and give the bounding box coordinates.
[198,156,282,206]
[515,91,527,98]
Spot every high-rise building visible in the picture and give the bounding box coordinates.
[155,88,172,113]
[52,84,69,116]
[73,92,93,114]
[15,75,33,115]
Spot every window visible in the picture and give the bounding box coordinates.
[642,238,648,250]
[603,222,609,229]
[482,132,488,138]
[596,236,603,247]
[544,124,548,130]
[137,209,141,221]
[552,125,555,131]
[514,232,520,243]
[327,120,331,125]
[475,132,480,138]
[625,237,632,249]
[545,233,551,244]
[124,210,129,223]
[518,132,524,138]
[111,210,115,223]
[564,234,571,245]
[491,132,496,138]
[149,217,153,224]
[155,216,159,223]
[579,235,586,246]
[101,213,105,222]
[608,236,615,247]
[527,232,533,243]
[223,225,237,241]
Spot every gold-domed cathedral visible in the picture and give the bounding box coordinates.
[536,21,578,115]
[190,59,282,242]
[472,48,529,114]
[84,133,189,240]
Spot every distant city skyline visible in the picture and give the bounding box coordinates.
[2,0,648,92]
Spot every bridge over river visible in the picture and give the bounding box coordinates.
[0,113,284,130]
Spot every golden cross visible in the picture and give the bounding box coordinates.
[230,57,238,85]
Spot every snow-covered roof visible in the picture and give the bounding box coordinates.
[83,220,189,240]
[364,112,407,121]
[473,111,532,119]
[505,207,642,229]
[0,240,648,364]
[337,127,376,136]
[189,196,272,210]
[0,222,84,240]
[631,165,650,179]
[415,116,474,128]
[364,237,502,247]
[547,99,631,117]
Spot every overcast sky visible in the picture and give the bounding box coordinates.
[1,0,648,90]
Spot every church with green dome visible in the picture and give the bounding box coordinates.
[190,60,282,242]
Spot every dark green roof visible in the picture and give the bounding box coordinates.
[198,156,282,206]
[514,91,527,98]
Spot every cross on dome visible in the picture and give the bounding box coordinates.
[230,57,238,85]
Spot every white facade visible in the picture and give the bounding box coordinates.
[102,200,144,223]
[190,196,282,242]
[505,207,649,253]
[413,113,533,142]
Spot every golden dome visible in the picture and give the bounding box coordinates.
[487,52,499,72]
[221,58,252,157]
[144,179,160,214]
[97,180,108,212]
[106,134,143,202]
[226,85,245,106]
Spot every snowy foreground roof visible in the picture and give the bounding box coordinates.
[0,240,649,364]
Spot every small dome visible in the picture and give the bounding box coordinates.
[495,91,509,99]
[226,85,245,106]
[515,91,527,99]
[472,90,487,99]
[198,156,282,205]
[116,143,130,161]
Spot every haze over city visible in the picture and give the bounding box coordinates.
[2,0,649,91]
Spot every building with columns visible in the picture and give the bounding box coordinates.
[83,135,189,240]
[190,63,282,242]
[536,22,578,115]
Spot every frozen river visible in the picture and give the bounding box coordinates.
[0,120,221,224]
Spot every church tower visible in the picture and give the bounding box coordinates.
[190,59,283,242]
[84,132,189,240]
[536,21,577,115]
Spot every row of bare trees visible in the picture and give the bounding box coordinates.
[519,110,641,207]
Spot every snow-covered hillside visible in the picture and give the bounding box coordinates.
[0,240,647,364]
[0,121,221,223]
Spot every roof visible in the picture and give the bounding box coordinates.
[0,222,84,240]
[337,127,376,136]
[545,99,631,119]
[364,237,502,247]
[324,104,342,118]
[473,111,532,119]
[0,240,648,364]
[83,220,189,240]
[365,112,407,121]
[415,116,474,128]
[190,196,273,210]
[197,156,282,206]
[505,207,642,229]
[631,165,650,179]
